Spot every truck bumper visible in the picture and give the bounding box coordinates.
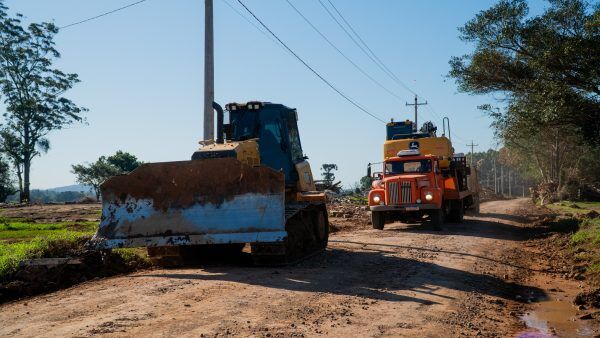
[370,204,438,212]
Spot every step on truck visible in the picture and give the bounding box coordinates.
[367,118,480,230]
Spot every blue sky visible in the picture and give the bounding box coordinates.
[3,0,547,189]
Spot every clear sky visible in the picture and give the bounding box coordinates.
[3,0,547,189]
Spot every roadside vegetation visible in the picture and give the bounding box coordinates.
[544,201,600,283]
[0,210,150,302]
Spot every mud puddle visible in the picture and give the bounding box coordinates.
[519,298,594,337]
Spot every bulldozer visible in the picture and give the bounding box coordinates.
[89,101,329,265]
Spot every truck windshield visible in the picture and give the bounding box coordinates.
[385,160,432,175]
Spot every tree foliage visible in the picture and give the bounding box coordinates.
[0,2,86,202]
[450,0,600,199]
[71,151,142,200]
[450,0,599,146]
[320,163,338,186]
[0,155,15,202]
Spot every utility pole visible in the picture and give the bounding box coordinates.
[501,165,504,196]
[203,0,215,141]
[508,170,512,197]
[406,95,427,132]
[466,141,478,168]
[493,158,497,193]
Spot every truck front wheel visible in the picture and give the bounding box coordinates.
[371,211,385,230]
[430,209,443,231]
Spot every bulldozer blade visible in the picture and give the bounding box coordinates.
[88,158,286,250]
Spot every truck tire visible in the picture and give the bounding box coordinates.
[371,211,385,230]
[447,199,464,223]
[430,209,443,231]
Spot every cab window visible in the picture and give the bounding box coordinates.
[385,160,432,175]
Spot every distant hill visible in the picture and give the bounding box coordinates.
[46,184,94,193]
[6,184,96,203]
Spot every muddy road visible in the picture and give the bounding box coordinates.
[1,199,597,337]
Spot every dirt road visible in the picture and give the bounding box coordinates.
[0,199,595,337]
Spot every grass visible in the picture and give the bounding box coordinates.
[0,232,89,279]
[0,220,97,240]
[571,218,600,246]
[0,214,148,280]
[546,201,600,214]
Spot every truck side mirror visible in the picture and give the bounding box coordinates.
[367,163,372,178]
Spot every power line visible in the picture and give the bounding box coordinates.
[285,0,405,103]
[60,0,149,29]
[236,0,386,123]
[220,0,291,56]
[319,0,416,97]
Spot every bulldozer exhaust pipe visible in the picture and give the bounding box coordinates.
[214,101,224,144]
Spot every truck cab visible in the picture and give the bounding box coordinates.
[368,150,445,229]
[367,118,480,231]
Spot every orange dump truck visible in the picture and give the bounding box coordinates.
[367,119,480,230]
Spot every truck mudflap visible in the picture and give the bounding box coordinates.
[88,158,286,250]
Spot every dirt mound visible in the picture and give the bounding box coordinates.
[574,288,600,308]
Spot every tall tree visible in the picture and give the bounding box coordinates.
[0,3,86,202]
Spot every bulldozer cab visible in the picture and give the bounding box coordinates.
[225,102,304,187]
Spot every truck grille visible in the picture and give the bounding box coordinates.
[387,181,412,205]
[400,181,412,204]
[388,182,399,205]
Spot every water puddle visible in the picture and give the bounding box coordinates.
[518,298,595,337]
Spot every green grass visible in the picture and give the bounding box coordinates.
[571,218,600,246]
[547,201,600,214]
[0,220,97,241]
[570,218,600,282]
[0,215,99,279]
[0,232,89,279]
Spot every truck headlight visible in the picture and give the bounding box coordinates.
[373,194,381,203]
[425,192,433,201]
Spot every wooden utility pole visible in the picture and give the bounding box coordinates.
[466,141,478,168]
[406,95,427,132]
[204,0,215,140]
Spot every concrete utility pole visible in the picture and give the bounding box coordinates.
[203,0,215,141]
[501,165,504,196]
[493,158,497,193]
[466,141,478,168]
[406,95,427,132]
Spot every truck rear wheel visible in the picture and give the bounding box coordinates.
[430,209,443,231]
[372,211,385,230]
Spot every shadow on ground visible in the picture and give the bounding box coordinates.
[137,248,546,306]
[385,214,537,242]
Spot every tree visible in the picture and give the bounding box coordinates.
[0,154,15,202]
[0,3,86,202]
[320,163,338,186]
[449,0,600,200]
[106,150,142,172]
[359,175,372,192]
[449,0,600,147]
[71,151,142,200]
